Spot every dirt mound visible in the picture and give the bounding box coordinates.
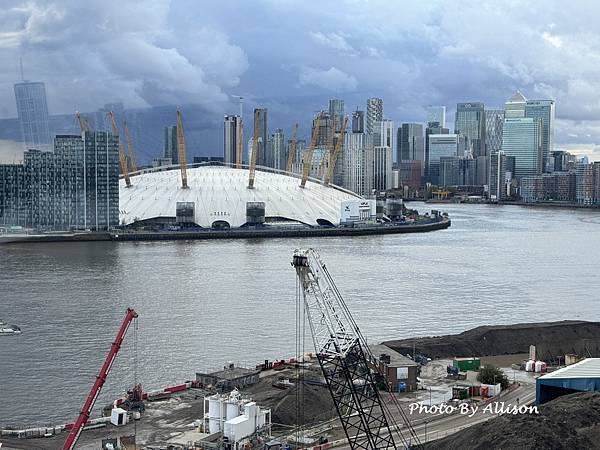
[243,369,336,426]
[428,392,600,450]
[383,320,600,359]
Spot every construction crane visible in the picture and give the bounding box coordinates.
[176,108,189,189]
[286,123,299,174]
[248,109,260,189]
[107,111,131,188]
[75,111,92,134]
[123,120,137,173]
[292,249,422,449]
[324,116,348,186]
[62,308,139,450]
[300,112,323,188]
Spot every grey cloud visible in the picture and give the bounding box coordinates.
[298,67,358,92]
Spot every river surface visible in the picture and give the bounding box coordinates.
[1,203,599,426]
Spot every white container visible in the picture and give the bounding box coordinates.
[525,360,535,372]
[110,408,128,427]
[208,396,223,434]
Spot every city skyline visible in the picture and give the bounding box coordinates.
[0,0,598,162]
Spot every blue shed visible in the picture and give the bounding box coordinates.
[536,358,600,405]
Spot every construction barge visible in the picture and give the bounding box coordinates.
[0,217,450,244]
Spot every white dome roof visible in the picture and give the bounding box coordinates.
[119,165,360,228]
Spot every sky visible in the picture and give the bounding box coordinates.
[0,0,599,161]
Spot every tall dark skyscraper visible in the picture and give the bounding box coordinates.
[164,125,178,164]
[223,115,241,165]
[398,123,424,164]
[328,99,344,132]
[254,108,268,166]
[352,110,365,133]
[14,81,52,150]
[455,102,486,157]
[525,100,555,172]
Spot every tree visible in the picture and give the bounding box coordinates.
[477,364,510,389]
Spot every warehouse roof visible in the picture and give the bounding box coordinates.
[540,358,600,380]
[369,344,418,367]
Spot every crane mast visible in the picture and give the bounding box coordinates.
[300,112,323,188]
[324,116,348,186]
[107,111,131,188]
[62,308,138,450]
[176,108,189,189]
[292,249,396,449]
[123,120,137,173]
[248,109,260,189]
[75,111,91,134]
[286,123,299,174]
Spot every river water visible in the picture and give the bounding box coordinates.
[1,203,599,426]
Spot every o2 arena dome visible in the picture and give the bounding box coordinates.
[119,164,360,229]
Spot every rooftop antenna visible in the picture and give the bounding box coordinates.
[19,56,25,82]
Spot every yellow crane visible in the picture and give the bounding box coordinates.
[123,120,137,173]
[248,110,260,189]
[286,123,299,174]
[176,108,189,189]
[75,111,91,134]
[324,116,348,186]
[300,112,323,188]
[107,111,131,188]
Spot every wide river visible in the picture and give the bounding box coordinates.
[1,203,599,426]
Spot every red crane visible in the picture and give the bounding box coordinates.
[62,308,139,450]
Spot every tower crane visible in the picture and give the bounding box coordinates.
[300,112,323,188]
[324,116,348,186]
[248,109,260,189]
[107,111,131,188]
[292,249,422,449]
[176,108,189,189]
[62,308,139,450]
[75,111,92,134]
[286,123,299,174]
[123,120,137,173]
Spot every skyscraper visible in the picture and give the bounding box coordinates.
[366,98,383,134]
[374,120,394,148]
[501,118,543,179]
[489,151,516,201]
[223,115,241,165]
[329,99,345,132]
[426,106,446,128]
[428,134,460,184]
[270,128,285,170]
[164,125,178,164]
[504,91,527,118]
[398,123,424,165]
[525,99,555,172]
[254,108,268,166]
[14,81,52,150]
[425,122,449,182]
[343,132,374,196]
[352,110,365,133]
[485,109,505,154]
[455,102,486,157]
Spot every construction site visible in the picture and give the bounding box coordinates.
[2,248,600,450]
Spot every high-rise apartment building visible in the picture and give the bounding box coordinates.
[485,109,505,154]
[489,151,516,201]
[0,132,119,230]
[374,120,394,148]
[501,118,543,179]
[455,102,486,157]
[164,125,178,165]
[223,115,241,165]
[14,81,52,150]
[366,98,383,134]
[270,128,285,170]
[352,110,365,133]
[343,132,374,196]
[373,146,393,192]
[426,106,446,128]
